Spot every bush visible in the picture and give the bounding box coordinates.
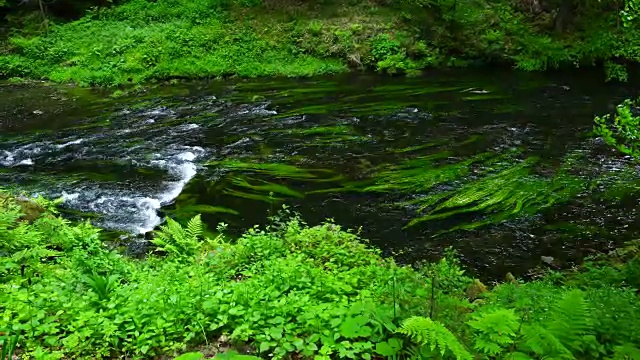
[594,98,640,159]
[1,194,639,358]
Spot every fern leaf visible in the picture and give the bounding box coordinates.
[468,308,519,356]
[398,316,473,360]
[546,290,595,353]
[152,216,203,257]
[612,343,640,360]
[186,214,203,242]
[520,324,573,359]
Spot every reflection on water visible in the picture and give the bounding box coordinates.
[1,70,639,277]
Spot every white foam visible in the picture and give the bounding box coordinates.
[17,158,33,166]
[132,151,200,233]
[61,192,80,202]
[158,162,197,203]
[181,124,200,130]
[56,139,84,149]
[176,151,196,161]
[135,197,163,233]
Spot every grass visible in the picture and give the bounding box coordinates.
[0,0,350,86]
[3,0,640,86]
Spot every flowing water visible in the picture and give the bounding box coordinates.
[2,70,639,278]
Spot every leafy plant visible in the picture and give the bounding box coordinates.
[467,309,520,355]
[1,194,639,358]
[152,215,207,257]
[0,332,19,360]
[595,98,640,159]
[398,316,473,360]
[83,272,119,302]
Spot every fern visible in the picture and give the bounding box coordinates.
[512,290,598,359]
[544,290,596,353]
[468,308,519,356]
[611,343,640,360]
[519,324,573,359]
[398,316,473,360]
[152,215,205,257]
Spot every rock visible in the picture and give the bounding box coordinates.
[466,279,488,302]
[505,272,518,285]
[0,194,47,222]
[541,255,561,269]
[540,256,555,264]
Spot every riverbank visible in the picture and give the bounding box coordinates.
[1,194,639,358]
[1,0,640,86]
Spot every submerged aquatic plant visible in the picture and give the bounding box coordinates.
[359,150,587,231]
[208,159,343,203]
[407,158,585,230]
[362,152,492,194]
[207,160,334,179]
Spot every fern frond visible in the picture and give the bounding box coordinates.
[504,351,535,360]
[468,308,519,356]
[520,324,573,359]
[186,214,203,242]
[152,216,204,257]
[611,343,640,360]
[398,316,473,360]
[546,290,595,353]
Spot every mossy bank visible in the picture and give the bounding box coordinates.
[2,0,640,86]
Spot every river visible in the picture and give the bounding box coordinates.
[1,69,639,278]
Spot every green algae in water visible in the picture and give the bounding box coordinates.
[355,149,589,231]
[271,125,355,136]
[207,159,345,203]
[408,158,586,230]
[172,204,239,215]
[362,152,492,193]
[207,160,340,181]
[230,175,304,199]
[223,188,285,203]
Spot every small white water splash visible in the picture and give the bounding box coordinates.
[56,138,84,149]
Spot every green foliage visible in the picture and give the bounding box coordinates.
[595,98,640,159]
[175,352,204,360]
[0,332,19,360]
[468,309,519,355]
[82,272,119,302]
[2,0,640,84]
[1,195,639,358]
[215,351,262,360]
[358,150,587,231]
[398,317,473,360]
[152,215,208,257]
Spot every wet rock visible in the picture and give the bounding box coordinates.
[540,255,554,264]
[505,272,518,285]
[541,255,561,268]
[0,194,47,222]
[466,279,488,301]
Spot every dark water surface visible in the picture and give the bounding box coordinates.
[2,70,639,278]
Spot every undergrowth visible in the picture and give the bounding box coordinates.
[1,0,640,85]
[1,194,639,359]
